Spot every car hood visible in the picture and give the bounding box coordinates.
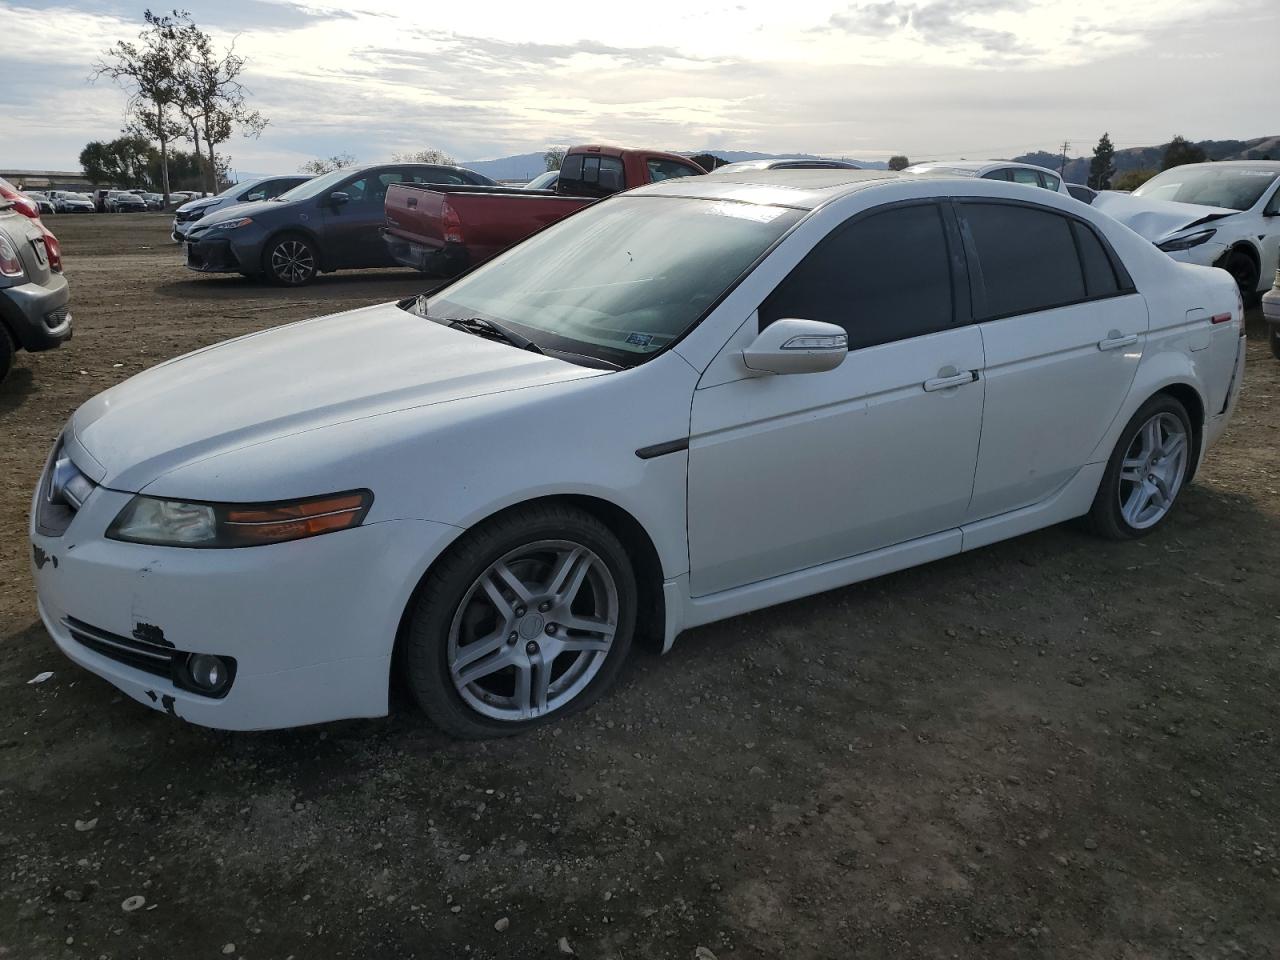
[175,197,220,214]
[194,198,285,227]
[1093,192,1238,242]
[69,301,605,491]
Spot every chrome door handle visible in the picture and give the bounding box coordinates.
[923,370,977,392]
[1098,333,1138,351]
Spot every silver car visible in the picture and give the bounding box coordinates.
[172,176,311,242]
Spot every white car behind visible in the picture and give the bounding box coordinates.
[1094,161,1280,302]
[171,175,311,242]
[30,169,1245,737]
[904,159,1072,195]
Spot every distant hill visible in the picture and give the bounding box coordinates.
[460,150,888,180]
[1011,136,1280,185]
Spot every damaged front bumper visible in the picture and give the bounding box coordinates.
[29,453,459,730]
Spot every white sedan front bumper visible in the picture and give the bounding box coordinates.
[30,478,459,730]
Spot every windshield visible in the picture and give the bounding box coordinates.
[276,168,349,202]
[219,178,258,197]
[426,196,801,367]
[525,171,558,189]
[1133,166,1280,211]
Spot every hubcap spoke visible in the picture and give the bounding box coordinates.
[1117,412,1187,530]
[455,645,516,686]
[492,560,533,604]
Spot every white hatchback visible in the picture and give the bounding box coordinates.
[30,170,1246,737]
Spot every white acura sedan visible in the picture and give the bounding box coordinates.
[30,170,1246,737]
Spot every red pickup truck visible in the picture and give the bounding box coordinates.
[382,145,705,277]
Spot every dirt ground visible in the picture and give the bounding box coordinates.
[1,213,1278,960]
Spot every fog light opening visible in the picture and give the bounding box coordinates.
[185,654,233,697]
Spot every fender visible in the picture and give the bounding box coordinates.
[1086,352,1207,469]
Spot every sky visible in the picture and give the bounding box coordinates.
[1,0,1277,175]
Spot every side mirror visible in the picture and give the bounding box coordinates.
[742,318,848,375]
[328,191,350,207]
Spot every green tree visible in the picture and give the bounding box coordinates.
[79,136,156,188]
[91,9,189,202]
[887,155,910,171]
[1088,133,1115,190]
[1161,135,1207,171]
[299,154,356,175]
[689,153,726,171]
[1113,168,1157,192]
[544,146,568,172]
[392,148,455,164]
[174,16,268,193]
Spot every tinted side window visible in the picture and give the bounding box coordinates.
[1042,173,1061,192]
[1010,168,1041,187]
[559,154,626,198]
[759,203,954,350]
[960,202,1085,319]
[1071,221,1120,298]
[982,169,1010,181]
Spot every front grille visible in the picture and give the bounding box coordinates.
[64,617,175,679]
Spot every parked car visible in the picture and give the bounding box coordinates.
[172,175,311,242]
[1262,269,1280,359]
[30,169,1244,735]
[184,164,495,285]
[143,193,165,211]
[904,160,1072,195]
[1,201,70,383]
[707,158,862,174]
[1066,184,1097,204]
[24,192,57,215]
[1094,161,1280,303]
[522,170,559,190]
[50,191,95,213]
[0,177,42,220]
[383,145,705,278]
[105,190,148,213]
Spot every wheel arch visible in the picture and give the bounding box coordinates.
[1216,240,1263,293]
[390,493,669,689]
[1154,382,1205,482]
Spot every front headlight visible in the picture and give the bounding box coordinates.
[106,490,373,548]
[206,217,254,232]
[1157,228,1216,252]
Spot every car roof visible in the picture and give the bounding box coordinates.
[1151,160,1280,172]
[712,158,861,172]
[634,169,903,209]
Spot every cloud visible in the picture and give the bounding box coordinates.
[822,0,1035,57]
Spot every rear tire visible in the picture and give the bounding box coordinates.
[1087,395,1193,540]
[403,504,637,739]
[0,323,13,384]
[263,234,319,286]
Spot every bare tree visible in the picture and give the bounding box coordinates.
[299,154,357,175]
[392,149,455,165]
[174,16,268,193]
[91,9,188,203]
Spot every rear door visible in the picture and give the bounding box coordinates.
[686,201,985,595]
[958,199,1147,519]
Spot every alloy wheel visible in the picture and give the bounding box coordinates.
[447,540,619,722]
[270,239,315,284]
[1117,411,1188,529]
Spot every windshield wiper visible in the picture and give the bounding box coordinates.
[448,316,544,354]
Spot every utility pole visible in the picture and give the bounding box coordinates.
[1058,140,1070,176]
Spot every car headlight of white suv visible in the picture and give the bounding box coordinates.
[1157,228,1216,252]
[106,490,372,548]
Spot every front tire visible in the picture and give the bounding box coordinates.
[263,234,319,286]
[403,505,637,739]
[1223,249,1260,306]
[1087,395,1192,540]
[0,323,13,384]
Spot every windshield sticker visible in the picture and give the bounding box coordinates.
[625,332,655,347]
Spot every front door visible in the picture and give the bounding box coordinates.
[321,167,405,269]
[686,201,985,596]
[956,199,1148,519]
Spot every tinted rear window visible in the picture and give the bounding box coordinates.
[959,202,1086,319]
[1071,221,1120,298]
[559,154,626,198]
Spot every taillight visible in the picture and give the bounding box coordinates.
[41,227,62,272]
[0,233,24,278]
[441,201,464,244]
[12,195,40,220]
